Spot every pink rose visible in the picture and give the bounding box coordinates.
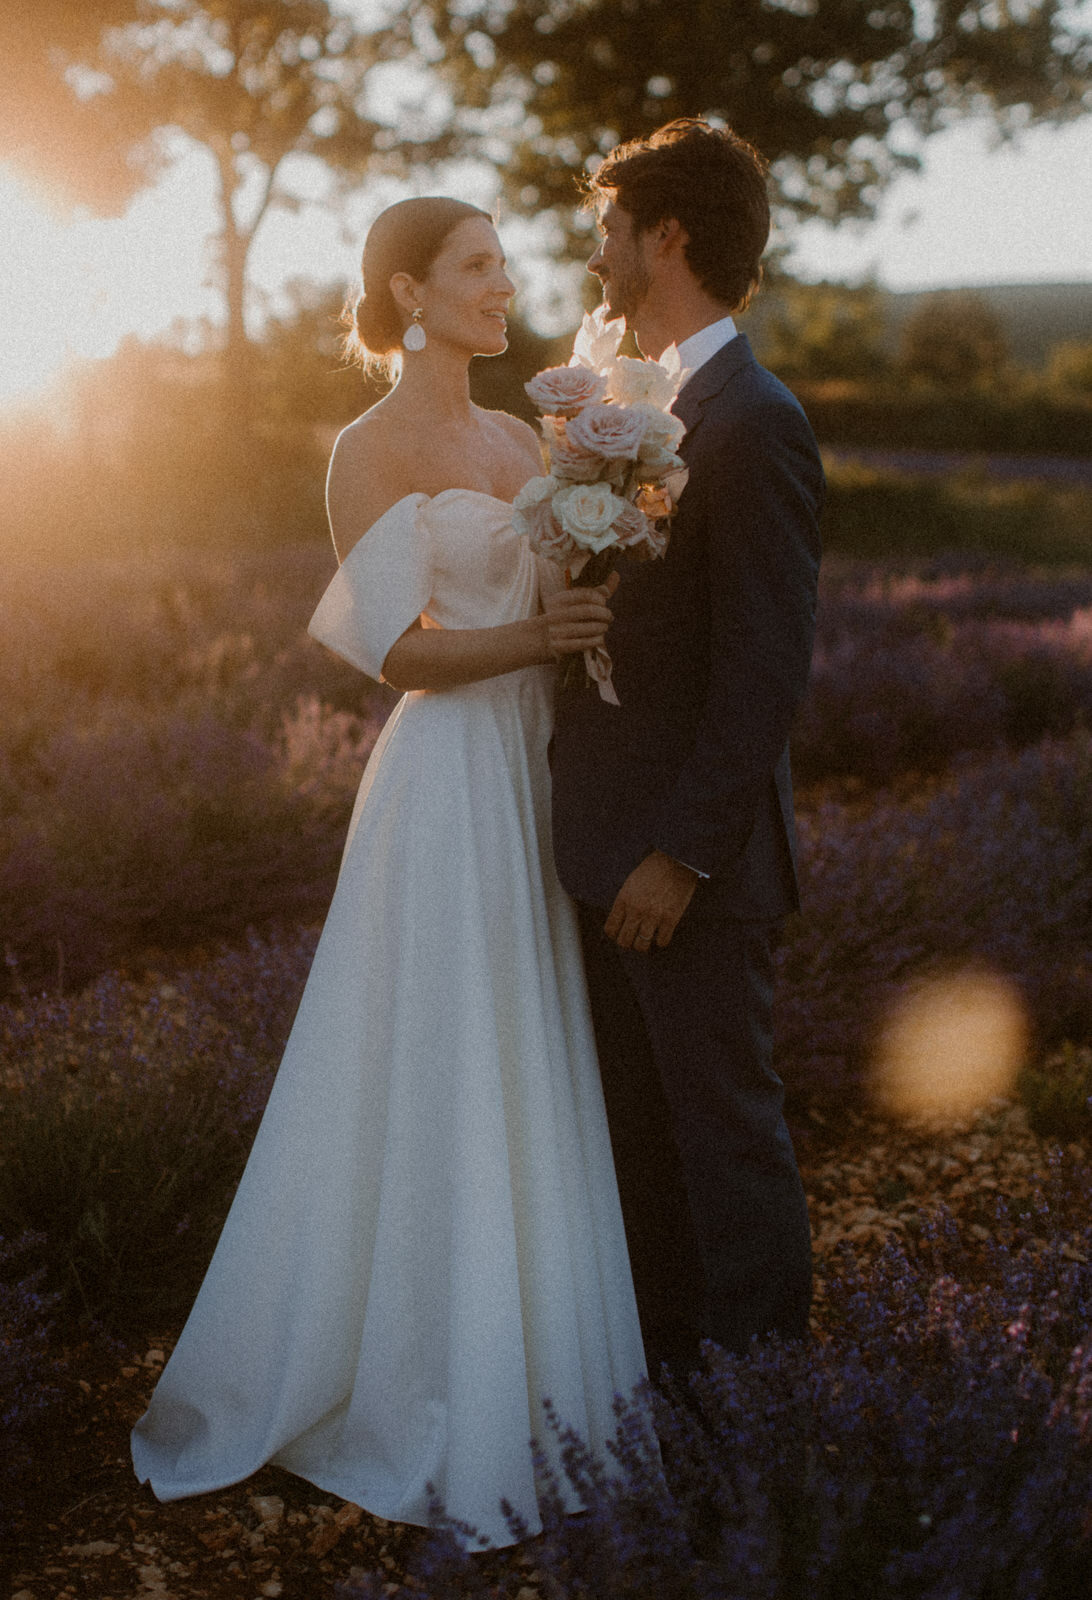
[610,499,653,549]
[567,401,647,461]
[540,415,606,483]
[524,364,608,417]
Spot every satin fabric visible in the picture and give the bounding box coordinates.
[131,490,646,1547]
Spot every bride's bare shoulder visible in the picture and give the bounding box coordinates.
[478,408,544,482]
[484,407,541,461]
[326,410,415,562]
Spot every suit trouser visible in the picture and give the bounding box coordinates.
[577,899,812,1369]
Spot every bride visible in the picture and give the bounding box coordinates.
[130,197,647,1548]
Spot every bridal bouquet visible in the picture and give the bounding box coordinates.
[513,306,690,703]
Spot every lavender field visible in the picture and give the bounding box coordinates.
[4,500,1092,1595]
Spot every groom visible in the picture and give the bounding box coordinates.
[549,120,824,1370]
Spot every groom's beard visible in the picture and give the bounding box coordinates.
[602,259,651,327]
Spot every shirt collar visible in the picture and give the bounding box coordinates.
[674,314,738,378]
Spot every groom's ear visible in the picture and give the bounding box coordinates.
[654,216,689,254]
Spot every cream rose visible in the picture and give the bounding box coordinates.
[566,401,647,462]
[512,475,577,561]
[524,364,608,417]
[606,355,681,410]
[553,481,627,553]
[630,402,686,454]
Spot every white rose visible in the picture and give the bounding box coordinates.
[512,476,578,561]
[639,442,686,476]
[554,481,627,552]
[629,402,686,454]
[607,355,682,410]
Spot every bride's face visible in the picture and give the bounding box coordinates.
[416,217,515,357]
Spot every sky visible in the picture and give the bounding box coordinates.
[2,103,1090,407]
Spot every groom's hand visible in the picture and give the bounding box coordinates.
[604,851,699,951]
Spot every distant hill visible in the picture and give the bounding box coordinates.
[882,283,1092,367]
[741,280,1092,371]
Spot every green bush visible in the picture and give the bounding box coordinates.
[822,462,1092,565]
[1018,1043,1092,1141]
[796,381,1092,457]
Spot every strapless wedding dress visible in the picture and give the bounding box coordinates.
[130,490,646,1547]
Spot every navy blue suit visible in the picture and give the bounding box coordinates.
[550,333,823,1365]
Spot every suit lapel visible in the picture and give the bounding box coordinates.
[672,332,756,432]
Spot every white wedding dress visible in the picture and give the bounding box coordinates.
[130,489,646,1548]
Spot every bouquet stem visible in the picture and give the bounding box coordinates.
[560,549,616,693]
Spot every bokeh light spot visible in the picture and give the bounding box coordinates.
[873,968,1029,1121]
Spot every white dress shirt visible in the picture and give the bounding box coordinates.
[675,314,738,377]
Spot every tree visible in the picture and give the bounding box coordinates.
[897,290,1008,390]
[1047,340,1092,396]
[1,3,436,423]
[427,0,1091,236]
[94,1,430,419]
[0,1,156,213]
[756,280,890,382]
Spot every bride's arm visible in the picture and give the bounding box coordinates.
[381,589,613,691]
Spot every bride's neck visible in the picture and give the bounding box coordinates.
[391,346,474,423]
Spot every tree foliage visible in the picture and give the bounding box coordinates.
[97,2,426,411]
[756,278,890,381]
[0,1,158,213]
[0,3,438,420]
[429,0,1092,233]
[897,288,1009,389]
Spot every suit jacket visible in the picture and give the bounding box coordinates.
[550,332,824,919]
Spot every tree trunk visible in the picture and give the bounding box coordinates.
[222,215,253,433]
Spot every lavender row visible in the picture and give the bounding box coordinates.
[4,733,1090,1335]
[341,1188,1092,1599]
[777,733,1092,1105]
[796,570,1092,788]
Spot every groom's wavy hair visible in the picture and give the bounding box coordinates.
[585,120,771,312]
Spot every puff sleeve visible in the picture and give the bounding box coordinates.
[308,494,432,682]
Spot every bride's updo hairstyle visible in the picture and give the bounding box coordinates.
[344,197,493,378]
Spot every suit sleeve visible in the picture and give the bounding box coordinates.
[650,395,823,879]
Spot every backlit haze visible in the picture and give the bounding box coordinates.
[2,103,1090,411]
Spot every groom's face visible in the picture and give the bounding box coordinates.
[588,200,652,326]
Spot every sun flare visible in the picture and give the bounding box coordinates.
[0,160,218,410]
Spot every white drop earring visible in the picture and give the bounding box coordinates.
[403,308,426,352]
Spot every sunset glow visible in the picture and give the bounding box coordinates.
[2,108,1090,412]
[0,159,218,409]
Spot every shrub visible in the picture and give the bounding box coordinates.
[796,578,1092,789]
[0,1232,61,1532]
[777,733,1092,1106]
[338,1193,1092,1599]
[0,927,315,1328]
[1018,1043,1092,1142]
[821,462,1092,566]
[0,548,392,996]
